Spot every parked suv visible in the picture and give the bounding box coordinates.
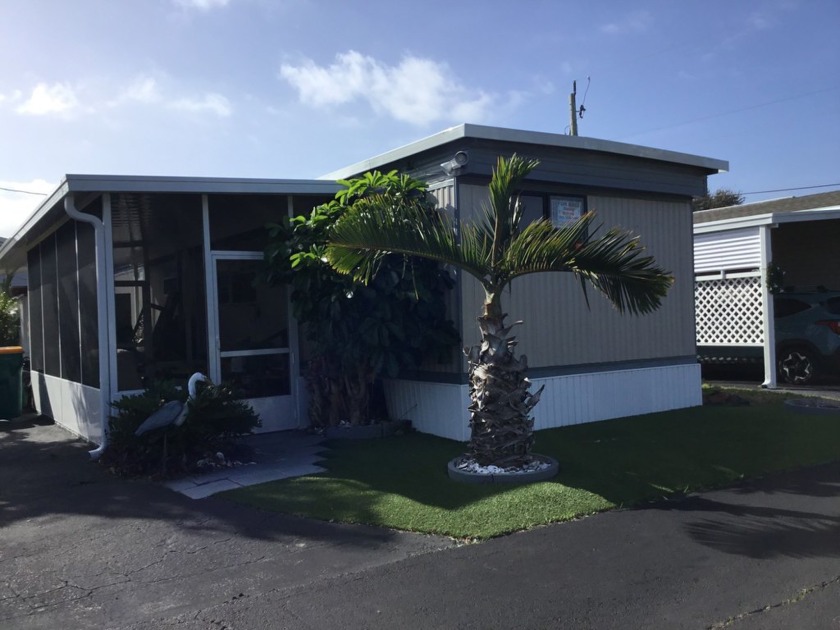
[774,291,840,384]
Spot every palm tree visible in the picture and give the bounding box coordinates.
[326,155,674,468]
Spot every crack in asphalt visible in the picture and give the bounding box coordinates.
[708,574,840,628]
[0,547,271,624]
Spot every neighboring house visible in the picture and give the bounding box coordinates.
[694,190,840,386]
[0,124,726,445]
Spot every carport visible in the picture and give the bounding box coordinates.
[693,190,840,387]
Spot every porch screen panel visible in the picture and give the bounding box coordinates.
[77,222,99,388]
[40,233,60,377]
[27,246,44,372]
[208,194,287,251]
[111,193,207,387]
[57,221,81,383]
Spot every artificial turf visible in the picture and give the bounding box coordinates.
[223,390,840,539]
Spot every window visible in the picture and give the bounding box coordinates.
[550,195,586,229]
[26,221,100,387]
[825,297,840,315]
[519,195,544,226]
[40,234,60,377]
[77,222,99,387]
[111,193,207,389]
[57,222,81,383]
[516,193,588,230]
[774,297,811,318]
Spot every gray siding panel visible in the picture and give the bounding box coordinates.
[458,185,694,368]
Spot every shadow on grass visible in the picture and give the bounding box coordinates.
[225,400,840,539]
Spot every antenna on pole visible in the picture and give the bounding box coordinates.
[569,81,578,136]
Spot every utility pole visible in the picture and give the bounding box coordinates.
[569,81,578,136]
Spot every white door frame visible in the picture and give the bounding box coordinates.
[207,250,298,430]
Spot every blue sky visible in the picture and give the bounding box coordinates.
[1,0,838,236]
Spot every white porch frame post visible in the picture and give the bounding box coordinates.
[201,195,220,383]
[103,194,119,402]
[287,195,300,427]
[760,224,777,388]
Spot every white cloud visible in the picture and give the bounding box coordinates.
[108,76,231,117]
[0,179,55,238]
[121,76,163,104]
[600,11,652,35]
[16,83,79,116]
[279,50,496,126]
[174,0,231,9]
[170,93,232,117]
[747,12,772,30]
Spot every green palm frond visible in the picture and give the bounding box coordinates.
[485,155,540,265]
[501,214,592,276]
[568,224,674,315]
[327,154,672,315]
[500,211,673,314]
[326,195,490,284]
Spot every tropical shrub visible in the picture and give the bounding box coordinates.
[264,170,459,427]
[102,380,260,478]
[0,289,20,346]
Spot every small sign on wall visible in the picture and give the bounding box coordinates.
[550,195,586,228]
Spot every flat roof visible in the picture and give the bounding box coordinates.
[322,123,729,179]
[0,174,339,269]
[59,174,340,195]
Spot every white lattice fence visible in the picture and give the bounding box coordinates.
[695,275,764,346]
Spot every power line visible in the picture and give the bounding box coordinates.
[0,186,48,196]
[621,84,840,139]
[741,183,840,196]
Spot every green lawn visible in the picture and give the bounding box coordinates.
[223,390,840,539]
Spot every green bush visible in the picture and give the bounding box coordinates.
[263,170,459,427]
[0,290,20,346]
[102,380,260,478]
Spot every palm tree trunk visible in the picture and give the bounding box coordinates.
[465,294,543,467]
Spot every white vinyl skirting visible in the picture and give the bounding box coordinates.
[384,363,703,442]
[31,372,103,443]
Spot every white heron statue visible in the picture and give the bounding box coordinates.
[135,372,209,437]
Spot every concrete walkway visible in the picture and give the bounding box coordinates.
[164,431,327,499]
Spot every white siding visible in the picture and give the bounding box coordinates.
[32,372,102,442]
[385,363,701,442]
[384,379,471,442]
[428,179,455,213]
[694,227,761,273]
[531,363,702,430]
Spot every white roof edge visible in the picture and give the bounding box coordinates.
[693,205,840,234]
[0,175,341,265]
[321,123,729,179]
[64,174,340,193]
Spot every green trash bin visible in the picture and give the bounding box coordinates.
[0,346,24,419]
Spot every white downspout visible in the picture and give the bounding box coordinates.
[64,195,112,459]
[760,225,777,388]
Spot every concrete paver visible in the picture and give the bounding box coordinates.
[163,429,328,498]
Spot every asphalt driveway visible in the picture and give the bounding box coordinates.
[2,418,839,629]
